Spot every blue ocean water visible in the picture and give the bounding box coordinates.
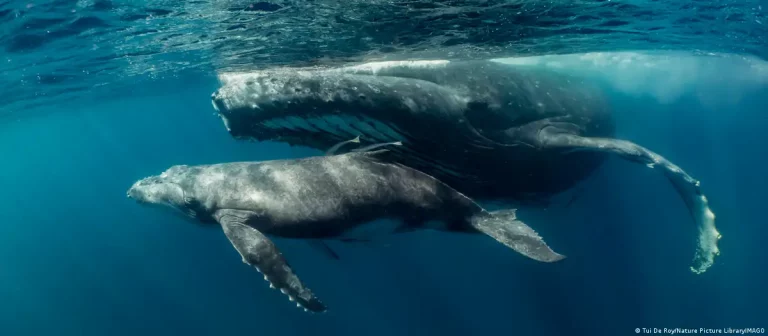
[2,1,768,335]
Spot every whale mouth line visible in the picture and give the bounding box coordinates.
[229,112,410,146]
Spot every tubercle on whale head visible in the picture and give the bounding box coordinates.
[212,71,380,113]
[211,68,469,118]
[211,72,341,138]
[209,74,369,141]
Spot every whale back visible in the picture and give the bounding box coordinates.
[330,60,615,136]
[163,152,481,233]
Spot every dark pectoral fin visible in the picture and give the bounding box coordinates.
[307,240,341,260]
[218,212,327,313]
[520,120,720,274]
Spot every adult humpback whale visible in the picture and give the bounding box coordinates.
[210,59,720,274]
[127,150,564,312]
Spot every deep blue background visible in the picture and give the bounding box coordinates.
[1,70,766,335]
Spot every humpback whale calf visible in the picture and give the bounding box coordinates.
[127,150,564,312]
[210,59,720,274]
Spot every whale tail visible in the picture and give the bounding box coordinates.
[501,116,720,273]
[470,209,565,263]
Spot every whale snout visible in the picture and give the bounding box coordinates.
[127,177,160,203]
[126,189,147,204]
[126,173,189,210]
[126,182,145,202]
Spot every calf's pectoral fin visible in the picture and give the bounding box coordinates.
[470,209,565,263]
[514,117,720,274]
[217,209,327,313]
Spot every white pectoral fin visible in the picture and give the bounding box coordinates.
[217,209,327,313]
[471,209,565,263]
[532,123,720,273]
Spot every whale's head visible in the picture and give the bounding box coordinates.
[127,166,194,217]
[209,67,469,148]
